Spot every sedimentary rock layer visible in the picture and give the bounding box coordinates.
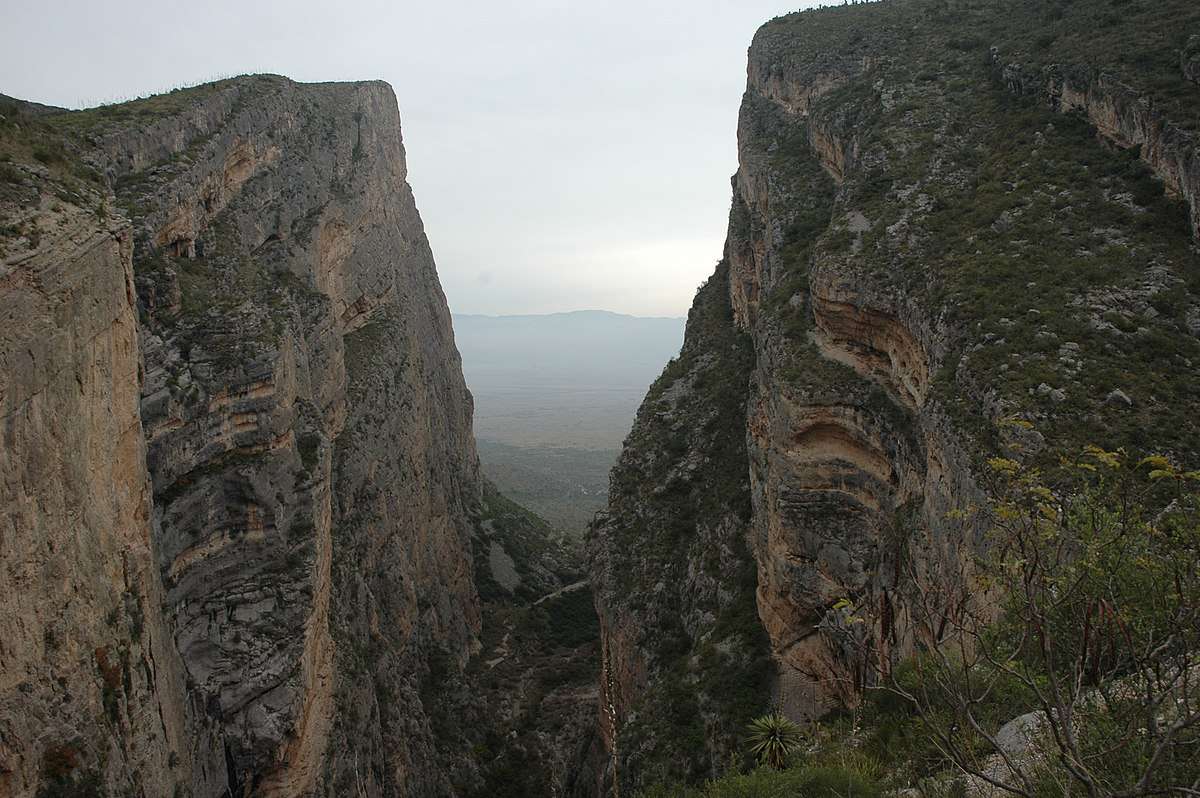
[1,75,483,797]
[0,156,222,796]
[592,1,1200,791]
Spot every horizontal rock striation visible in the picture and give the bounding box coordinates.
[2,75,483,797]
[592,0,1200,788]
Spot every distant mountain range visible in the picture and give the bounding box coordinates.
[453,310,686,396]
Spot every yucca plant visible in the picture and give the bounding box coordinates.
[746,711,805,770]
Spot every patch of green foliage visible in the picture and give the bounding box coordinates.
[638,763,882,798]
[528,587,599,650]
[745,712,805,769]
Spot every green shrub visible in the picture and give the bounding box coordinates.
[745,712,805,769]
[639,763,882,798]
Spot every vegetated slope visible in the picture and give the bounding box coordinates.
[1,77,485,797]
[589,267,767,791]
[431,482,604,798]
[589,0,1200,793]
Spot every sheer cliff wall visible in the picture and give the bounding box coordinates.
[0,76,482,797]
[590,1,1200,792]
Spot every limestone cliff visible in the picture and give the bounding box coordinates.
[590,0,1200,792]
[0,128,221,797]
[1,75,483,796]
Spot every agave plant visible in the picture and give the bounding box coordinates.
[746,710,805,769]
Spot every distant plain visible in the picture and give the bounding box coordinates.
[454,310,685,535]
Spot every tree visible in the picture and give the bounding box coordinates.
[879,436,1200,796]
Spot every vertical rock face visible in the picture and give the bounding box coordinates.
[591,0,1200,790]
[111,77,480,795]
[0,148,219,795]
[1,75,482,796]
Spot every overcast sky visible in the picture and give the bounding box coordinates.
[2,0,823,316]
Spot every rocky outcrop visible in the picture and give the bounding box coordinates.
[592,0,1200,789]
[994,55,1200,241]
[1,75,484,796]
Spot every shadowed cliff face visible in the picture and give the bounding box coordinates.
[591,0,1200,791]
[588,269,765,794]
[1,76,483,797]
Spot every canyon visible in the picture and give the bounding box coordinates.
[3,0,1200,796]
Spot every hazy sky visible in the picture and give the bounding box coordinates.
[2,0,823,316]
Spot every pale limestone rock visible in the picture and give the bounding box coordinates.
[1,76,483,797]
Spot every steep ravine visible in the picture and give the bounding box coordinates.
[5,3,1200,795]
[590,0,1200,793]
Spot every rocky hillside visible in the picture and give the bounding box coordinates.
[589,0,1200,792]
[1,76,484,797]
[433,482,604,798]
